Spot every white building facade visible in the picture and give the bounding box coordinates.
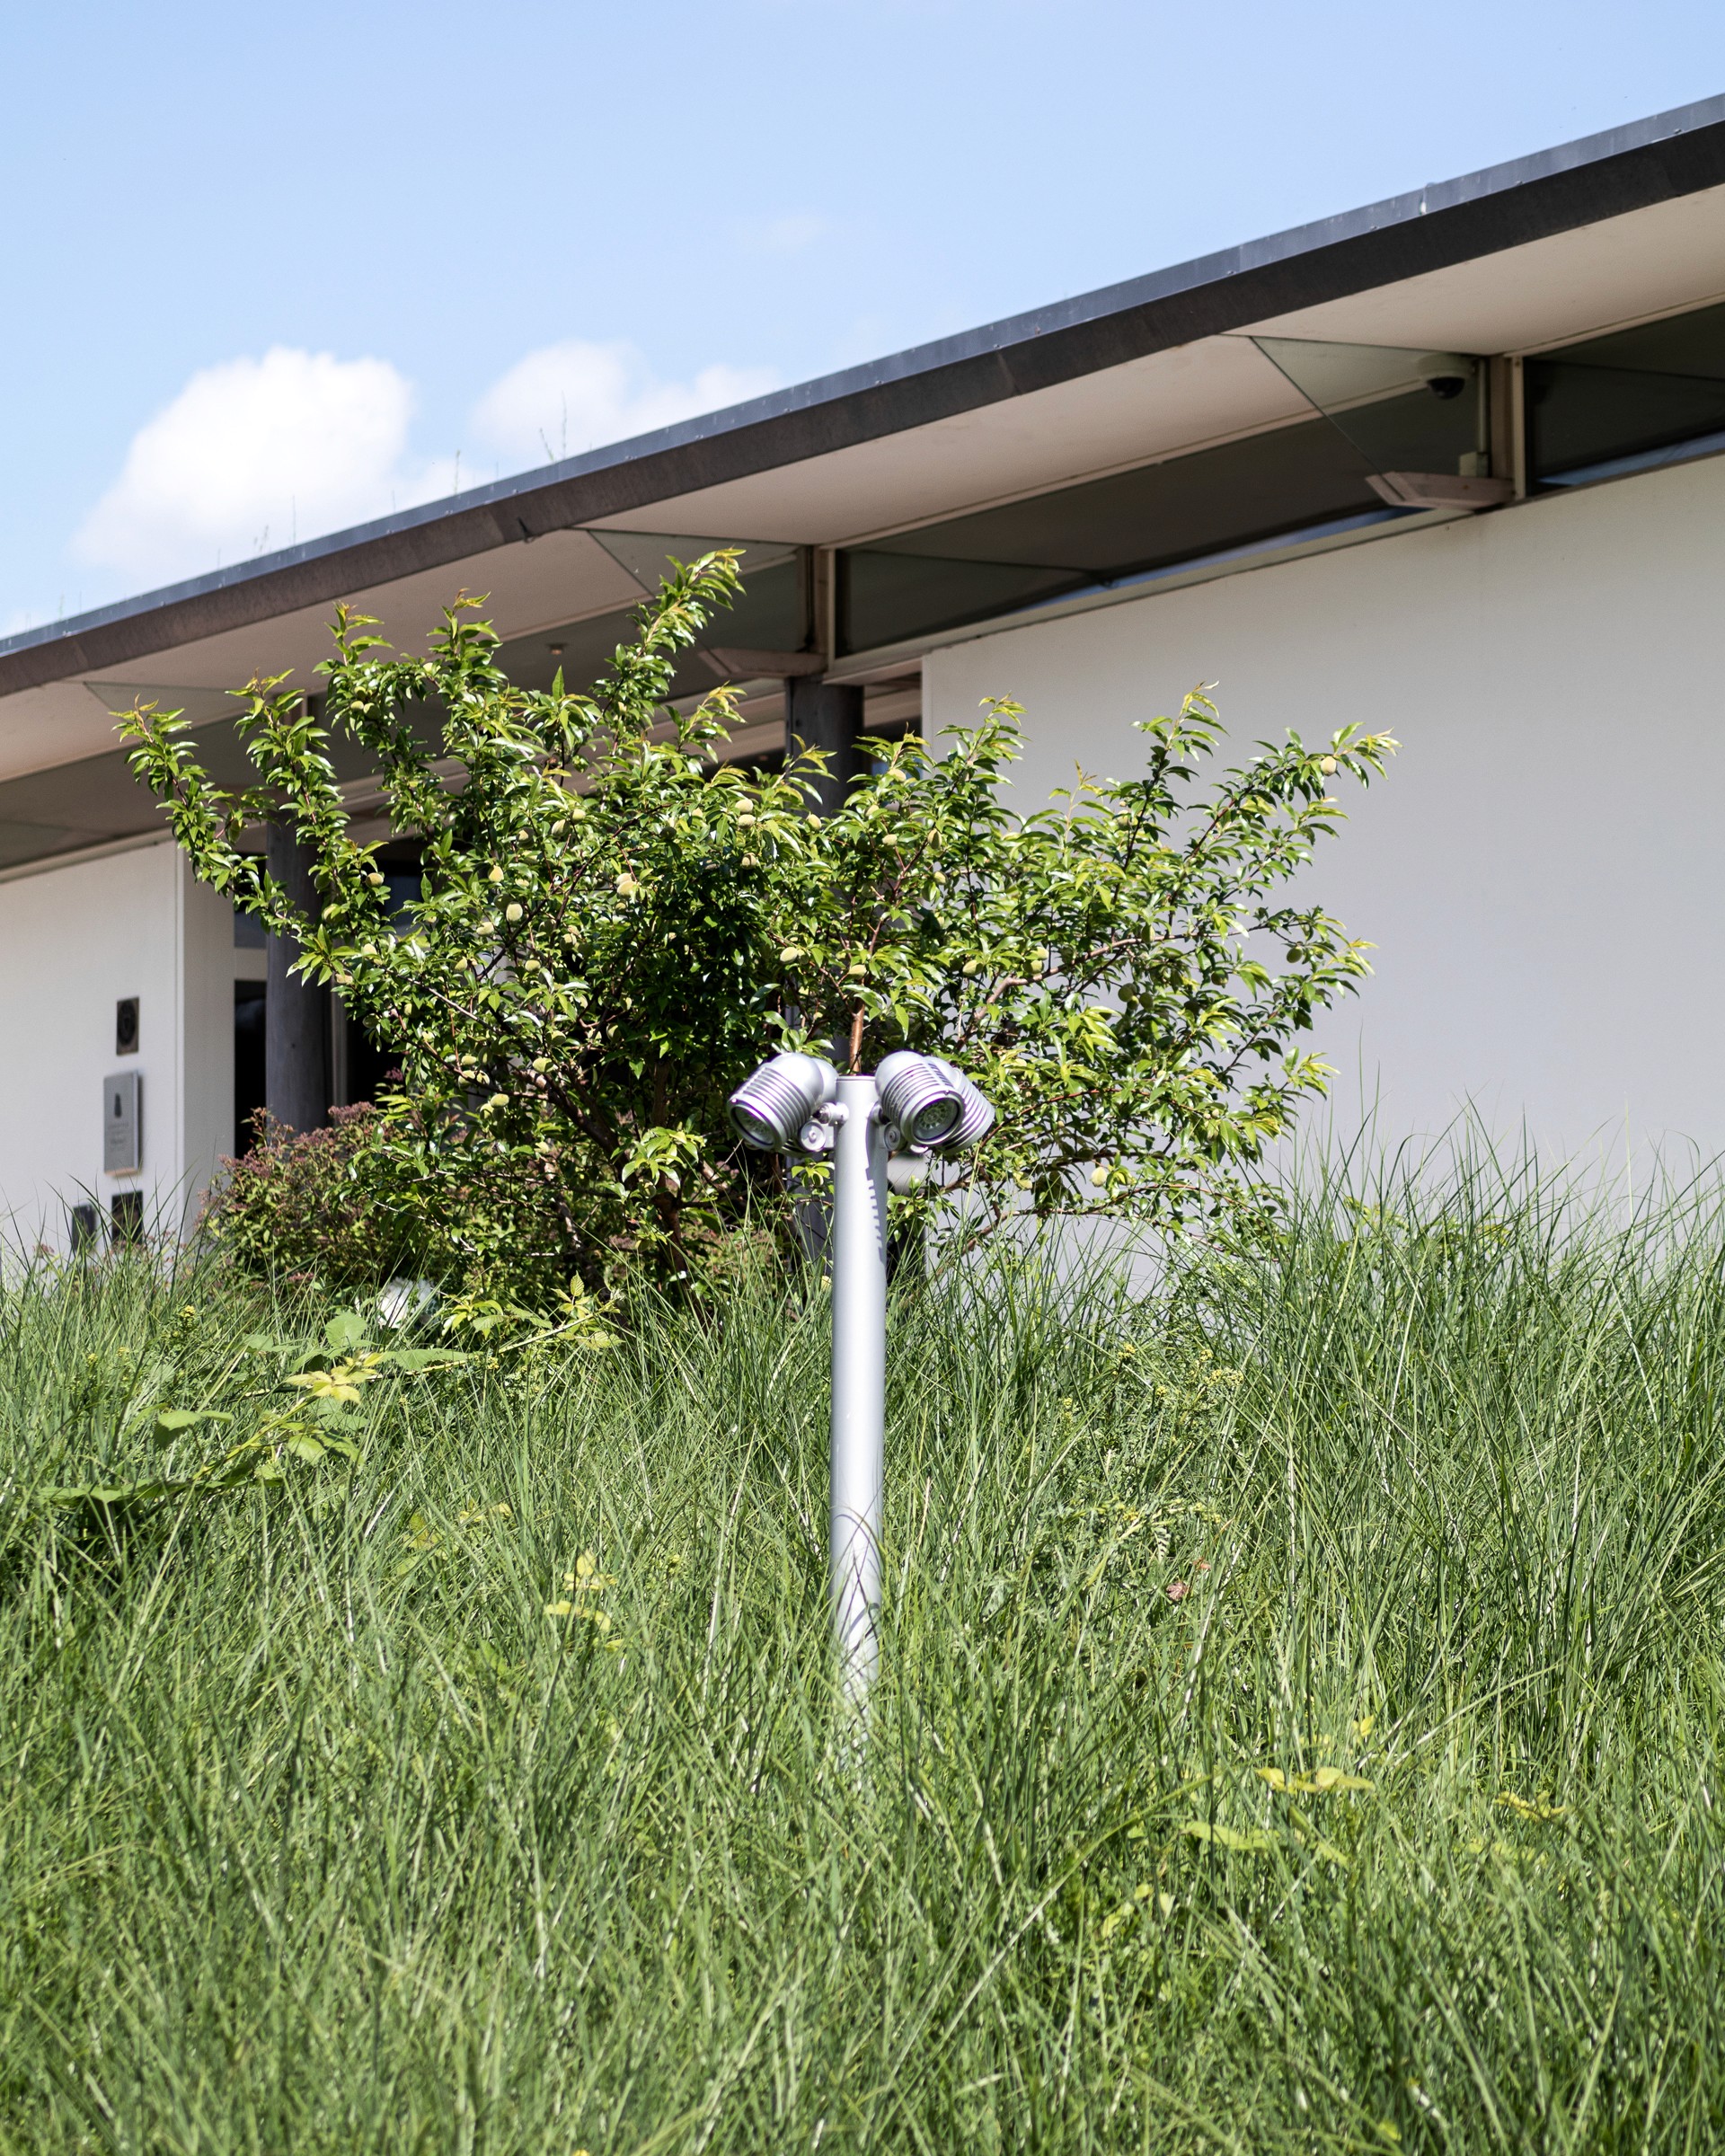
[925,450,1725,1170]
[4,96,1725,1246]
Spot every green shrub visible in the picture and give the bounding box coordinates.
[125,554,1393,1303]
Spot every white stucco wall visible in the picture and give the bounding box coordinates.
[924,455,1725,1172]
[0,840,241,1251]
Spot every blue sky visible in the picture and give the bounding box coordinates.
[4,0,1722,632]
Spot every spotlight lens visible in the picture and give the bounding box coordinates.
[730,1102,780,1150]
[909,1097,961,1145]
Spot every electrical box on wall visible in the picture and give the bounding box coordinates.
[103,1070,141,1175]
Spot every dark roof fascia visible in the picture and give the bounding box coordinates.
[4,92,1723,701]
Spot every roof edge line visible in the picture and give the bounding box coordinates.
[4,90,1723,697]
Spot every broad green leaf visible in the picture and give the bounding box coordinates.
[150,1408,233,1446]
[1181,1821,1272,1853]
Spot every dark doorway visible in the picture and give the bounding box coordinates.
[343,1013,400,1108]
[340,853,420,1108]
[234,979,267,1153]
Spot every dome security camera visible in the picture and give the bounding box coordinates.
[1416,352,1473,402]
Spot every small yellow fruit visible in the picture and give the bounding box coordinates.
[488,865,504,883]
[1320,755,1338,775]
[505,903,523,922]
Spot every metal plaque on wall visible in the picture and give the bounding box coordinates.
[103,1070,141,1175]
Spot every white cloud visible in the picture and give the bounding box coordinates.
[72,338,778,597]
[74,347,432,587]
[469,340,778,466]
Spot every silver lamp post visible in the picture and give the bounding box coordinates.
[728,1049,994,1712]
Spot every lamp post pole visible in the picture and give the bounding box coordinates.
[827,1074,888,1712]
[727,1047,992,1719]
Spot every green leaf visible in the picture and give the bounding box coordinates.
[43,1480,181,1507]
[150,1408,233,1447]
[1180,1820,1272,1852]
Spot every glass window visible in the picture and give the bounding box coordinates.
[836,411,1407,655]
[1528,299,1725,488]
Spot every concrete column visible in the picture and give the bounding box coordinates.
[265,822,330,1134]
[786,677,865,817]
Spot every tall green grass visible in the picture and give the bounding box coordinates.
[1,1154,1722,2152]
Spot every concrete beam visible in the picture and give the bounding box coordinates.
[707,647,826,679]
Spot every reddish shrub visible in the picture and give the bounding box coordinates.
[200,1105,424,1290]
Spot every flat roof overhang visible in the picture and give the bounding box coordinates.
[2,91,1722,856]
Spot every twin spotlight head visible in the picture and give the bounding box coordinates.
[727,1049,994,1158]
